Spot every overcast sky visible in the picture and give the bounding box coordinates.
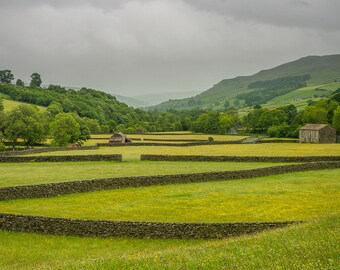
[0,0,339,97]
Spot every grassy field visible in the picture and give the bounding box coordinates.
[267,81,340,106]
[1,170,339,222]
[90,133,248,141]
[0,161,285,188]
[2,99,46,112]
[1,135,339,269]
[27,143,340,160]
[0,213,338,269]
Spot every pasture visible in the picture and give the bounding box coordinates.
[0,134,339,269]
[2,99,46,112]
[27,143,340,161]
[1,170,339,222]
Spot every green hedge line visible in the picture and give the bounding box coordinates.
[1,161,339,201]
[0,154,122,163]
[0,213,301,239]
[141,155,340,162]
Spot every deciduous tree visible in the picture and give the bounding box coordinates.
[0,70,14,84]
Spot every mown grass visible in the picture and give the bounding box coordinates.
[0,214,338,270]
[0,161,284,188]
[1,169,339,222]
[28,143,340,160]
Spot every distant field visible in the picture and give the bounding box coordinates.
[267,82,340,106]
[2,99,46,112]
[238,82,340,114]
[91,133,248,141]
[0,161,284,188]
[28,143,340,160]
[0,214,338,270]
[83,139,190,146]
[1,170,339,223]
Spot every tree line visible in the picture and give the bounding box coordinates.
[243,92,340,137]
[0,69,339,148]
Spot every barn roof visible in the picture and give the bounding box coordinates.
[300,124,329,131]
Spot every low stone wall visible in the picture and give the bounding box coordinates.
[0,154,122,163]
[258,139,298,143]
[97,139,246,147]
[1,161,339,201]
[0,213,301,239]
[0,146,98,156]
[141,154,340,162]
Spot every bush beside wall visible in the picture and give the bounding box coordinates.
[0,213,301,239]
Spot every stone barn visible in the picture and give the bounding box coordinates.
[299,124,336,143]
[109,132,131,144]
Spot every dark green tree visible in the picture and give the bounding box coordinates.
[50,113,80,146]
[3,105,47,146]
[333,106,340,131]
[16,79,25,87]
[303,106,328,124]
[224,101,230,109]
[0,70,14,84]
[30,73,42,87]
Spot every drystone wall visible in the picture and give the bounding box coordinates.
[0,213,301,239]
[141,155,340,162]
[0,146,98,156]
[97,139,246,147]
[1,161,339,201]
[0,154,122,163]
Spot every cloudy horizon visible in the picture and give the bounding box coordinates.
[1,0,339,97]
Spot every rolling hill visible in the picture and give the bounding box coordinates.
[149,54,340,111]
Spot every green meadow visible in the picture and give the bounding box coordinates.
[1,170,339,223]
[0,214,338,270]
[0,161,284,187]
[0,139,339,269]
[27,143,340,161]
[2,98,46,112]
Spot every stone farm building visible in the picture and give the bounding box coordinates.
[299,124,336,143]
[109,132,131,144]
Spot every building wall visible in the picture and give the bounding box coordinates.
[299,130,320,143]
[299,127,336,143]
[319,127,336,143]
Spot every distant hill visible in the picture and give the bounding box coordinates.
[149,54,340,111]
[115,91,199,108]
[114,95,150,108]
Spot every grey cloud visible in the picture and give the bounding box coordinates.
[0,0,339,96]
[184,0,340,31]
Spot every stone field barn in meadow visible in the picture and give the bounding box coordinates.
[299,124,336,144]
[109,132,131,144]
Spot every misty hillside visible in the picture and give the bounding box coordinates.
[115,91,199,108]
[149,54,340,111]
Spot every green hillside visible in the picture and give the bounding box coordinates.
[150,54,340,111]
[1,98,46,113]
